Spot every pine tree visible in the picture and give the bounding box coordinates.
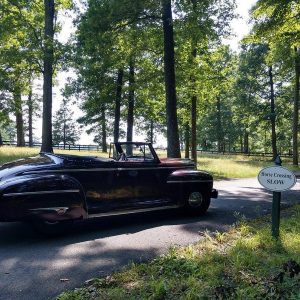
[52,98,81,148]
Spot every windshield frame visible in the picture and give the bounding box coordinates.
[109,142,160,163]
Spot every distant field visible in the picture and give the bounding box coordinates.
[0,146,299,179]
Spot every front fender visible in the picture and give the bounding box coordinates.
[167,169,213,183]
[167,170,215,204]
[0,174,87,222]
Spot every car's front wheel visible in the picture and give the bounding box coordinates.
[184,191,211,215]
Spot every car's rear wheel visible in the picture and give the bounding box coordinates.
[184,191,210,215]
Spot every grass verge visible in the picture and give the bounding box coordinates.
[57,205,300,300]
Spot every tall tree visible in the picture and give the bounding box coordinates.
[13,87,25,146]
[174,0,236,160]
[126,60,135,143]
[251,0,300,164]
[41,0,55,153]
[268,65,277,159]
[161,0,180,157]
[113,68,124,143]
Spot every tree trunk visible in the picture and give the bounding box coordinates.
[240,135,243,152]
[191,0,198,164]
[293,47,300,165]
[14,91,25,147]
[0,131,3,146]
[63,118,66,149]
[191,92,197,162]
[149,120,154,144]
[190,48,197,162]
[101,104,107,152]
[126,61,135,143]
[244,131,249,154]
[268,65,277,160]
[184,122,190,159]
[41,0,54,153]
[113,69,123,143]
[161,0,181,158]
[28,85,33,147]
[216,96,223,152]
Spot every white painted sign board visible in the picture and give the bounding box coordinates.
[258,166,297,192]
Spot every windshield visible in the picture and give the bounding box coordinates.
[110,143,157,162]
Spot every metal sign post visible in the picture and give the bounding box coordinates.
[257,155,297,239]
[272,156,282,238]
[272,191,281,238]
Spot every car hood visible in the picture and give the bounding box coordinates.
[159,158,195,168]
[0,154,60,181]
[0,153,115,181]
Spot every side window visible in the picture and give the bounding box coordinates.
[144,146,155,161]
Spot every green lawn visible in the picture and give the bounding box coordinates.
[57,205,300,300]
[0,146,299,179]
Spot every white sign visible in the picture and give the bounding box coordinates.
[258,166,297,192]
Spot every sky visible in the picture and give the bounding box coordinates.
[35,0,258,146]
[224,0,257,51]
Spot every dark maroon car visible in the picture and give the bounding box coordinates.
[0,142,217,233]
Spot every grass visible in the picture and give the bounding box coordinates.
[0,146,108,166]
[196,154,300,179]
[0,146,299,179]
[57,205,300,300]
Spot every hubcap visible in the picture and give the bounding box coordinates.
[188,192,203,207]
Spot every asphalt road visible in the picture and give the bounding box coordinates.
[0,178,299,300]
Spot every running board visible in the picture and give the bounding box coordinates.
[87,205,180,219]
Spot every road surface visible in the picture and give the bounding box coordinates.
[0,178,299,300]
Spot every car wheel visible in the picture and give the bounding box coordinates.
[31,220,73,236]
[184,191,210,215]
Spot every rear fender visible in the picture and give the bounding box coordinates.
[0,174,87,222]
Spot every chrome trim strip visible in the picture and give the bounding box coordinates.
[87,205,180,218]
[3,189,80,197]
[29,207,69,213]
[167,180,213,183]
[23,166,191,174]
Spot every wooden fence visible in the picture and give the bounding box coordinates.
[1,140,293,158]
[197,149,293,158]
[1,141,101,152]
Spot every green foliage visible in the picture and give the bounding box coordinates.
[72,0,236,145]
[0,0,74,143]
[249,0,300,164]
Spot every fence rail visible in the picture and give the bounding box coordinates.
[1,140,293,158]
[1,141,101,151]
[196,150,293,158]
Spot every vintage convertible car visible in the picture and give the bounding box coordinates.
[0,142,217,233]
